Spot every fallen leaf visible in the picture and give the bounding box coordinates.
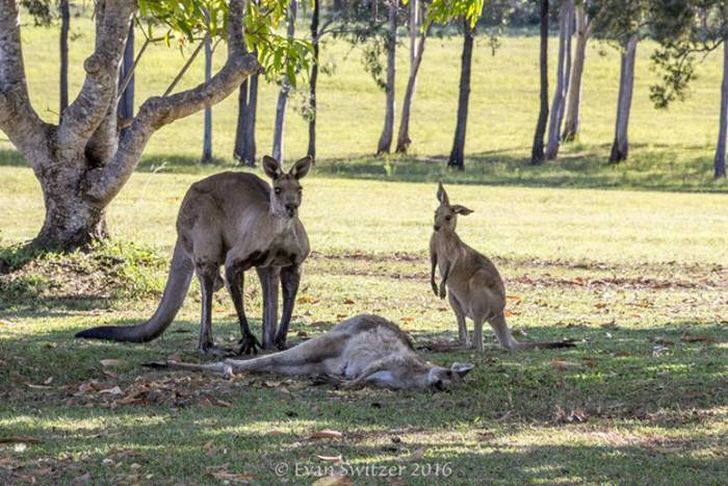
[312,475,353,486]
[550,360,582,371]
[45,342,58,349]
[335,313,348,319]
[343,298,356,305]
[315,454,344,463]
[98,386,124,396]
[43,377,53,385]
[100,359,126,367]
[653,336,674,346]
[310,429,343,440]
[400,316,415,323]
[26,383,53,390]
[263,380,282,388]
[206,465,255,483]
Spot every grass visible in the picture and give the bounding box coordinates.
[1,167,727,484]
[0,14,727,486]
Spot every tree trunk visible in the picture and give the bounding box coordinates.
[395,0,426,154]
[448,20,475,170]
[202,32,213,163]
[118,23,134,136]
[0,0,258,250]
[562,3,589,142]
[715,37,728,179]
[59,0,70,114]
[376,0,397,155]
[531,0,549,165]
[546,0,573,160]
[234,70,259,166]
[234,78,249,162]
[272,0,297,161]
[307,0,320,159]
[609,34,638,163]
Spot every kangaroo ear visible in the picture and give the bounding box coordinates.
[437,182,449,205]
[262,156,282,180]
[451,205,473,216]
[451,362,474,378]
[290,155,313,180]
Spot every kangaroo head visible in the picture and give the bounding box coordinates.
[426,362,475,391]
[434,182,473,232]
[263,155,313,219]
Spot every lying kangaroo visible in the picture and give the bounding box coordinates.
[152,314,475,390]
[76,156,312,355]
[430,183,574,351]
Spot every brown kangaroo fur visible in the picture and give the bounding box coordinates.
[76,156,312,355]
[152,314,475,390]
[430,183,575,352]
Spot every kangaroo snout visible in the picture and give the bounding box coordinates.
[285,203,298,217]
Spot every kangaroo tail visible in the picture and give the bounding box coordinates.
[75,240,194,343]
[489,312,576,350]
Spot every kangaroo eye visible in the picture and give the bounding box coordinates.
[274,187,281,195]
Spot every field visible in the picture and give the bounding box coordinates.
[1,14,728,486]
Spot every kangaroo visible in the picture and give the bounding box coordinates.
[76,156,312,355]
[430,183,574,352]
[149,314,475,390]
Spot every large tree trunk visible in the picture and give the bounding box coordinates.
[376,0,397,155]
[531,0,549,165]
[609,34,638,163]
[272,0,297,161]
[0,0,258,250]
[234,70,259,166]
[59,0,70,114]
[715,37,728,179]
[307,0,320,159]
[202,32,213,163]
[448,20,475,170]
[395,0,426,154]
[562,3,589,142]
[546,0,574,160]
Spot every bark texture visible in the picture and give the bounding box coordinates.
[448,21,475,170]
[0,0,258,249]
[272,0,298,161]
[234,70,259,166]
[395,0,426,154]
[562,3,590,142]
[202,32,213,163]
[609,34,638,163]
[531,0,549,165]
[307,0,320,159]
[59,0,70,114]
[118,23,134,136]
[715,36,728,179]
[546,0,574,160]
[376,0,398,155]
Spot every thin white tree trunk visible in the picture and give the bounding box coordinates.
[396,0,425,154]
[59,0,70,114]
[563,3,589,142]
[376,0,398,154]
[610,34,638,163]
[546,0,574,160]
[202,32,213,163]
[272,0,297,161]
[715,37,728,178]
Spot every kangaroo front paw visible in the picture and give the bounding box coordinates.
[237,333,260,355]
[438,282,447,300]
[431,280,439,297]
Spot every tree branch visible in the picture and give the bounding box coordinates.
[58,0,136,155]
[85,0,258,204]
[0,0,50,165]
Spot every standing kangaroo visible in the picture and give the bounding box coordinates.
[76,156,312,355]
[151,314,475,390]
[429,183,574,351]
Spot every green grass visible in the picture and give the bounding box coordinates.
[1,167,727,484]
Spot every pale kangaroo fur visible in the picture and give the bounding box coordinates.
[429,183,575,351]
[76,156,312,355]
[155,314,475,390]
